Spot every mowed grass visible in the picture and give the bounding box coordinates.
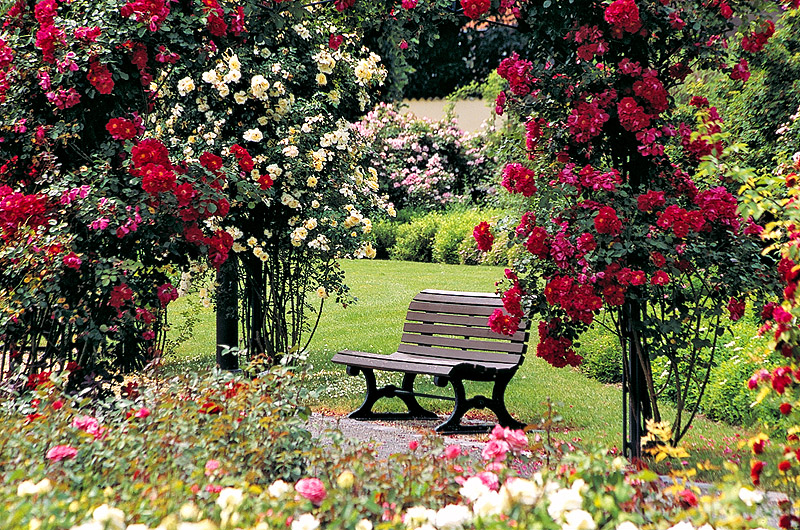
[164,259,753,476]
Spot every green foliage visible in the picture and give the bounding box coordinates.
[391,214,442,262]
[577,321,624,385]
[432,209,490,264]
[372,219,398,260]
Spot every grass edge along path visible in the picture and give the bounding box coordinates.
[165,259,753,479]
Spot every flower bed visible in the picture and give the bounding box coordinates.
[0,365,776,530]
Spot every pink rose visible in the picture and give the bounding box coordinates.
[408,440,419,451]
[476,471,499,490]
[62,252,82,269]
[205,459,221,476]
[444,445,461,459]
[295,478,327,505]
[503,428,528,452]
[71,415,101,436]
[481,439,509,462]
[46,444,78,461]
[134,407,150,419]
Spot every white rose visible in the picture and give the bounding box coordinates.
[563,510,596,530]
[201,70,218,84]
[459,476,490,503]
[666,522,695,530]
[268,479,292,498]
[290,514,319,530]
[435,504,472,530]
[472,490,505,518]
[404,506,436,527]
[177,77,195,96]
[503,477,540,506]
[234,91,248,104]
[216,487,244,510]
[243,128,263,142]
[17,481,38,496]
[616,521,639,530]
[547,487,582,521]
[283,145,299,158]
[92,504,126,530]
[224,69,241,84]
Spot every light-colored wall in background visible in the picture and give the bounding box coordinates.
[401,99,498,133]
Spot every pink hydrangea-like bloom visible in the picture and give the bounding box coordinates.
[295,478,327,505]
[46,444,78,461]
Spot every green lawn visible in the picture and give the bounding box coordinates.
[164,259,752,475]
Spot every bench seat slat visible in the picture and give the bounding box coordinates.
[414,292,504,307]
[400,332,525,354]
[420,289,502,299]
[402,322,527,342]
[396,343,522,365]
[332,350,454,377]
[408,301,497,317]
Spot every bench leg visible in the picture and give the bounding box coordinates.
[435,375,525,434]
[346,367,437,421]
[487,372,526,431]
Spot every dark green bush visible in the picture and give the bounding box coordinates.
[373,219,399,259]
[577,329,623,385]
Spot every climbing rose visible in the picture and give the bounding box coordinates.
[593,206,622,236]
[461,0,490,19]
[488,309,520,336]
[604,0,642,37]
[727,297,745,322]
[473,221,494,252]
[501,163,537,196]
[651,271,670,286]
[328,34,344,50]
[106,117,138,141]
[295,478,327,505]
[62,252,82,269]
[730,59,751,82]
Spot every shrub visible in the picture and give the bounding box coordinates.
[355,103,498,210]
[391,214,442,262]
[432,210,489,264]
[577,322,624,385]
[372,219,399,259]
[702,352,780,426]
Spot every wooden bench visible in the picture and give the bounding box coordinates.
[331,289,529,434]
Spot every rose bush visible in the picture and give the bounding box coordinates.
[479,0,787,448]
[0,0,412,378]
[355,103,497,210]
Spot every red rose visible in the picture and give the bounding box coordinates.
[650,271,670,286]
[473,221,494,252]
[780,403,793,415]
[594,206,622,236]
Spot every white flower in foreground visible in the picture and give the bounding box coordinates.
[697,524,714,530]
[738,487,764,507]
[459,476,490,503]
[17,480,38,496]
[216,487,244,510]
[243,128,263,142]
[201,70,219,84]
[291,513,320,530]
[503,477,540,506]
[472,490,506,518]
[616,521,639,530]
[435,504,472,530]
[268,479,292,498]
[126,524,151,530]
[404,506,436,527]
[92,504,126,530]
[563,509,596,530]
[546,483,583,521]
[283,145,299,158]
[354,519,373,530]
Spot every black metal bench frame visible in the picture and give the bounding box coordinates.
[331,289,529,434]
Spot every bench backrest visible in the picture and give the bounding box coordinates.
[398,289,529,367]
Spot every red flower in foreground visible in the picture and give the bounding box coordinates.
[604,0,641,36]
[199,401,222,414]
[750,460,765,485]
[473,221,494,252]
[727,297,745,322]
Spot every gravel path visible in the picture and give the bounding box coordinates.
[306,412,493,460]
